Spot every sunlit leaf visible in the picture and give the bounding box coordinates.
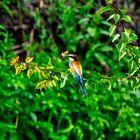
[114,14,120,24]
[48,57,53,66]
[129,69,138,77]
[119,43,126,52]
[10,56,19,65]
[60,73,68,88]
[25,57,34,63]
[129,33,138,42]
[36,80,47,90]
[109,25,116,36]
[96,6,112,15]
[27,69,33,78]
[87,27,95,37]
[30,112,37,122]
[35,66,41,73]
[108,0,113,4]
[118,43,127,60]
[124,28,131,37]
[107,14,115,21]
[46,66,54,70]
[15,66,22,75]
[119,9,126,15]
[119,51,126,61]
[122,15,133,23]
[112,34,120,42]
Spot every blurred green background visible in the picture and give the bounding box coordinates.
[0,0,140,139]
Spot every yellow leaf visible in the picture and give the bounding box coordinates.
[46,66,54,70]
[27,69,33,78]
[15,66,22,75]
[108,0,113,4]
[25,57,34,63]
[15,64,26,75]
[35,66,41,73]
[54,76,59,81]
[16,99,21,104]
[10,56,19,65]
[52,80,56,87]
[36,80,47,90]
[48,81,53,87]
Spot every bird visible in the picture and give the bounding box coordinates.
[67,54,88,96]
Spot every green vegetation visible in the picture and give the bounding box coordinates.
[0,0,140,139]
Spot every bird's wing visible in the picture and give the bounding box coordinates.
[72,61,82,76]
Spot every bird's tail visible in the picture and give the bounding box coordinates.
[81,86,88,96]
[76,76,88,96]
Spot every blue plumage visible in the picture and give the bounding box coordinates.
[69,58,88,96]
[74,71,88,96]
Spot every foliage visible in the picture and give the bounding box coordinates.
[96,0,140,92]
[0,0,140,140]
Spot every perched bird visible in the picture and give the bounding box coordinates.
[67,54,88,96]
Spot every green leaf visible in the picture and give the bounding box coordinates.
[60,73,68,88]
[129,33,138,42]
[122,15,133,23]
[129,61,135,71]
[48,57,53,66]
[129,69,138,77]
[47,57,54,69]
[0,24,5,30]
[46,66,54,70]
[107,14,120,24]
[118,43,127,60]
[114,14,120,24]
[78,18,89,24]
[112,34,120,42]
[119,51,126,61]
[107,82,112,90]
[107,14,115,21]
[121,32,129,42]
[109,25,116,36]
[87,27,95,37]
[96,6,112,15]
[119,43,126,52]
[132,90,140,97]
[119,9,126,15]
[30,112,37,122]
[0,3,13,16]
[124,28,131,37]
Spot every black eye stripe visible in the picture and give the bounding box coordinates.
[69,55,74,58]
[69,55,78,59]
[71,56,75,58]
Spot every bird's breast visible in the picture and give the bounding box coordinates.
[69,60,82,76]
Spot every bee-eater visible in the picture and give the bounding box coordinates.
[67,54,88,96]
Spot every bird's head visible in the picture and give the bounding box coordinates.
[68,54,78,61]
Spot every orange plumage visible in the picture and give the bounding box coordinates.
[71,60,82,76]
[67,54,88,96]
